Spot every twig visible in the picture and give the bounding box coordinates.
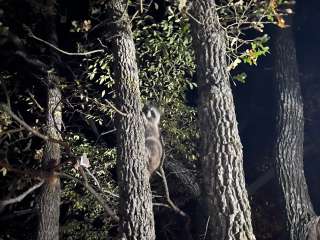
[158,136,188,218]
[95,128,116,145]
[104,99,129,116]
[140,0,143,13]
[153,202,171,208]
[23,25,104,56]
[97,38,108,48]
[186,11,203,25]
[0,180,44,208]
[130,10,140,23]
[0,128,24,138]
[26,89,44,112]
[89,97,128,116]
[159,167,188,217]
[102,190,119,199]
[202,216,210,240]
[84,167,101,189]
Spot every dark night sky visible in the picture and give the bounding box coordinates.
[235,0,320,217]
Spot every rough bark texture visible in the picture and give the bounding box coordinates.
[37,1,61,239]
[272,14,320,240]
[37,75,62,240]
[189,1,255,239]
[106,1,155,239]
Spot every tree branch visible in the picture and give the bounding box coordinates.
[0,180,44,208]
[159,166,188,218]
[26,89,44,112]
[0,161,119,221]
[0,104,68,148]
[158,136,189,218]
[23,25,104,56]
[59,171,119,222]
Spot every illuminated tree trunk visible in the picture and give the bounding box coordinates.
[189,1,255,239]
[37,75,62,240]
[272,12,320,240]
[106,1,156,239]
[37,1,62,239]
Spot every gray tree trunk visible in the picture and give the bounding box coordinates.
[37,1,61,239]
[37,75,62,240]
[272,12,320,240]
[189,1,255,239]
[106,1,156,239]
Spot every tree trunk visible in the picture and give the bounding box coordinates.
[189,1,255,239]
[37,1,62,239]
[106,1,156,239]
[37,75,62,240]
[272,12,320,240]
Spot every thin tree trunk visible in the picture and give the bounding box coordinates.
[272,11,320,240]
[189,1,255,239]
[37,75,62,240]
[106,1,155,239]
[37,1,62,239]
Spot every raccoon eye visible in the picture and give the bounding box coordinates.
[151,110,156,118]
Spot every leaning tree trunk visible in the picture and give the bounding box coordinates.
[189,1,255,239]
[106,1,155,239]
[37,1,62,240]
[272,11,320,240]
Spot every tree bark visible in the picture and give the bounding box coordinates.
[272,12,320,240]
[37,1,62,239]
[37,75,62,240]
[189,1,255,239]
[106,1,156,239]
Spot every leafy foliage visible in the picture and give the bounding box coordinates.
[134,14,198,164]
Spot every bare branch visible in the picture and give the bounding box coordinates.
[153,202,171,209]
[59,171,119,221]
[0,128,24,138]
[26,89,44,112]
[84,167,102,189]
[0,162,118,221]
[23,25,104,56]
[0,104,48,140]
[158,136,189,217]
[95,128,116,145]
[90,97,128,116]
[202,216,210,240]
[104,99,129,116]
[97,38,108,49]
[159,166,188,218]
[0,180,44,208]
[0,104,68,148]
